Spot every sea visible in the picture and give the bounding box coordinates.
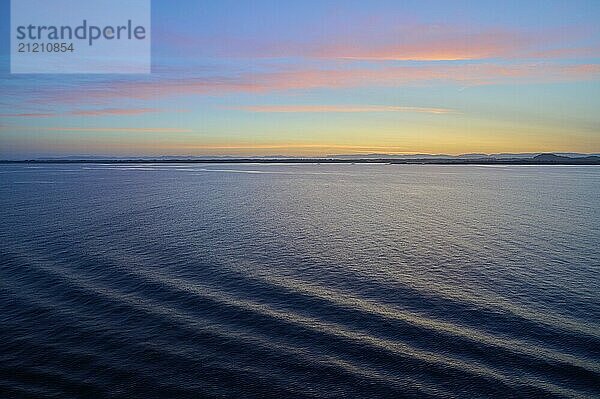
[1,163,599,398]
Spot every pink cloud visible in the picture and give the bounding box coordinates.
[311,30,528,61]
[523,46,600,60]
[308,25,600,61]
[229,105,456,114]
[156,23,599,61]
[19,62,600,107]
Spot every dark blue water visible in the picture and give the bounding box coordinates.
[1,163,599,398]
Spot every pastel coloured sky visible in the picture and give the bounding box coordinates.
[1,0,600,158]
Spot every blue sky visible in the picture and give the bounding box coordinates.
[1,0,599,158]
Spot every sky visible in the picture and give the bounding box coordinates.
[1,0,599,159]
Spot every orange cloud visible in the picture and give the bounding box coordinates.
[309,27,600,61]
[157,23,599,61]
[230,105,456,114]
[311,31,528,61]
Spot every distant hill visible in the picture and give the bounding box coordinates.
[328,152,600,160]
[532,153,600,164]
[2,153,600,165]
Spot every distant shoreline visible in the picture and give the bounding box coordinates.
[2,155,600,166]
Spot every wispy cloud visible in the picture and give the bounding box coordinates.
[0,108,187,118]
[0,126,193,133]
[310,30,528,61]
[0,113,56,118]
[17,62,600,107]
[230,105,456,114]
[157,22,599,61]
[70,108,164,116]
[309,27,599,61]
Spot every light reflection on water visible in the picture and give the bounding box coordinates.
[0,163,599,398]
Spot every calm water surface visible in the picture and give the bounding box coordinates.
[1,163,599,398]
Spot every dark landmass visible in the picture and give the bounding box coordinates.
[328,152,600,160]
[388,153,600,165]
[1,153,600,165]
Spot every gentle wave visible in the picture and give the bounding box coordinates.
[1,164,599,398]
